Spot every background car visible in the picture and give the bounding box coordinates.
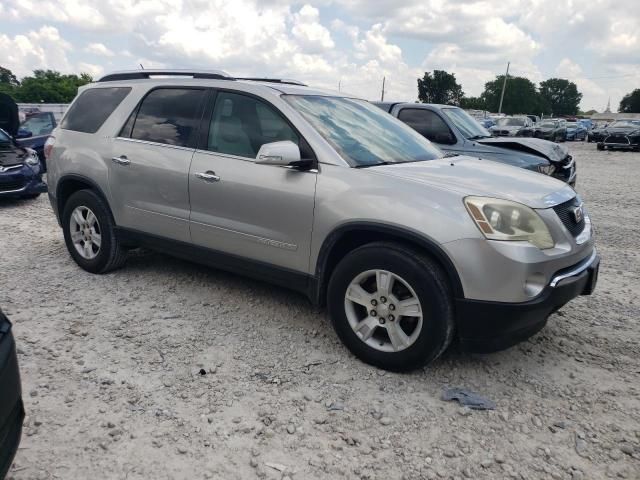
[0,309,24,480]
[489,116,535,137]
[565,121,587,141]
[374,102,577,185]
[0,94,47,200]
[15,112,57,169]
[533,119,567,142]
[596,119,640,151]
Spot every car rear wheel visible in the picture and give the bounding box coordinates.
[62,190,127,273]
[597,143,605,151]
[327,242,454,371]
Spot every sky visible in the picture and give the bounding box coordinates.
[1,0,639,112]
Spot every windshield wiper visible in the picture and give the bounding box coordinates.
[468,135,491,140]
[355,161,392,168]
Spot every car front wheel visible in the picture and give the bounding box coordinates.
[62,190,127,273]
[327,242,454,371]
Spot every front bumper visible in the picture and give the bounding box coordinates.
[600,135,640,150]
[455,250,599,352]
[0,163,47,198]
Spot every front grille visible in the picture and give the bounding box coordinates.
[604,135,629,145]
[0,180,25,192]
[553,197,586,237]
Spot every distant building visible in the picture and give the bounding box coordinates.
[591,112,640,123]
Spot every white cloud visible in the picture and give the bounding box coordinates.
[0,26,72,77]
[292,4,335,53]
[84,42,114,57]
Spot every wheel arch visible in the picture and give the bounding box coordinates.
[56,174,115,225]
[312,222,464,306]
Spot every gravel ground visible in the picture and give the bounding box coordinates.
[2,142,639,480]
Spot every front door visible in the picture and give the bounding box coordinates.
[109,87,207,242]
[188,90,317,273]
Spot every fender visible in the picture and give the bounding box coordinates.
[54,174,114,224]
[312,222,465,305]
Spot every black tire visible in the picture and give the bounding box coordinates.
[61,189,127,273]
[597,143,605,151]
[327,242,454,371]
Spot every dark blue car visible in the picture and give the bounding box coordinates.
[15,112,57,171]
[0,94,47,200]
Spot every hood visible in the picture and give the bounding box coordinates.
[0,138,28,167]
[369,156,575,209]
[476,137,569,163]
[0,93,19,137]
[604,126,640,134]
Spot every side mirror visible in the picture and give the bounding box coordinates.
[16,129,32,139]
[255,141,301,167]
[434,132,455,145]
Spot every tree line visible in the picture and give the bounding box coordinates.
[418,69,640,115]
[0,66,92,103]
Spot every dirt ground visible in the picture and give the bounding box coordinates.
[1,142,639,480]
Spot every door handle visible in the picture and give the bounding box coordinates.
[111,155,130,166]
[194,171,221,182]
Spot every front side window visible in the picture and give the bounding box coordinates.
[398,108,453,143]
[20,113,55,136]
[207,92,299,158]
[497,117,525,127]
[441,107,491,139]
[131,88,206,147]
[284,96,442,167]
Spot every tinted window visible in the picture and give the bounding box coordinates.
[61,87,131,133]
[131,88,206,147]
[398,108,452,143]
[207,92,299,158]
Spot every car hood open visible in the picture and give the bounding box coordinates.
[0,93,19,137]
[369,156,575,209]
[476,137,569,163]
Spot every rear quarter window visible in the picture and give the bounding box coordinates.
[61,87,131,133]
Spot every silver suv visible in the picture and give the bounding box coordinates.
[45,70,599,371]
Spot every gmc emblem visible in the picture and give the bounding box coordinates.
[572,204,584,224]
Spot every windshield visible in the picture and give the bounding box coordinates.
[539,121,557,128]
[566,122,577,128]
[441,107,491,139]
[610,120,640,128]
[497,117,525,127]
[283,96,443,166]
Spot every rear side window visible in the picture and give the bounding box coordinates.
[130,88,206,147]
[61,87,131,133]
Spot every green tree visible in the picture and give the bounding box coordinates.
[619,89,640,113]
[0,66,20,97]
[459,96,487,110]
[417,70,464,105]
[539,78,582,116]
[480,75,550,115]
[15,70,92,103]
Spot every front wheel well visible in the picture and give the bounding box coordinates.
[314,227,464,306]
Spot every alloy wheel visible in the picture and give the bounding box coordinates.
[69,206,102,260]
[344,269,423,353]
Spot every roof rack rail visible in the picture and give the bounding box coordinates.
[98,69,233,82]
[236,77,307,86]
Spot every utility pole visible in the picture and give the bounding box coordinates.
[381,76,386,102]
[498,61,510,114]
[338,80,341,92]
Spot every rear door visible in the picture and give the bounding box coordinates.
[110,87,206,242]
[396,108,460,153]
[188,90,317,273]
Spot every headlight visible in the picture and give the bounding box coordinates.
[25,150,40,166]
[537,164,553,175]
[464,196,554,249]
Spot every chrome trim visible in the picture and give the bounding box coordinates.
[0,164,23,172]
[114,137,195,153]
[549,249,597,287]
[0,186,27,194]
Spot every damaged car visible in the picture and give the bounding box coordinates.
[489,116,534,137]
[565,121,587,141]
[0,94,48,200]
[375,102,576,186]
[595,119,640,151]
[533,119,567,142]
